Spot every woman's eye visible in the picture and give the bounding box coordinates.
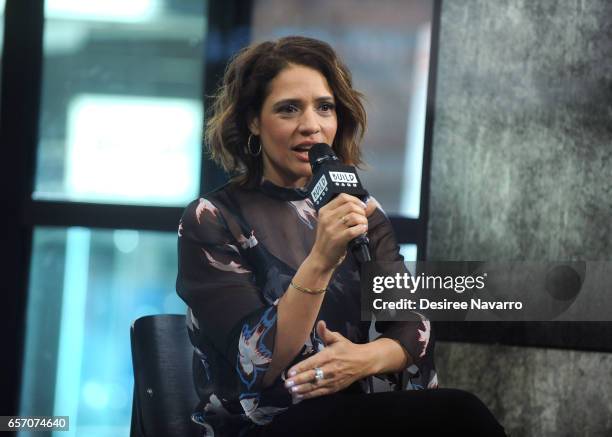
[279,104,299,113]
[319,103,335,112]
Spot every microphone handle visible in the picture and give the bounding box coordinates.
[348,234,371,265]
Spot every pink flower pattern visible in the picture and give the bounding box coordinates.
[195,198,218,224]
[417,320,431,358]
[202,249,250,274]
[427,372,439,389]
[226,243,240,254]
[288,199,317,229]
[238,315,273,377]
[239,397,287,425]
[238,231,258,249]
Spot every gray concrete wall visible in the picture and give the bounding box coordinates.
[429,1,612,435]
[435,341,612,436]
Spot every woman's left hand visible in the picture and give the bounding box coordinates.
[365,196,378,218]
[284,320,372,400]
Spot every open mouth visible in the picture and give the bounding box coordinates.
[291,145,313,162]
[291,145,312,153]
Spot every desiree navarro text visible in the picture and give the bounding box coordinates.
[372,298,523,311]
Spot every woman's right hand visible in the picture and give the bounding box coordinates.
[309,193,368,271]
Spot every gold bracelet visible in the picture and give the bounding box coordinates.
[290,280,327,295]
[335,254,346,268]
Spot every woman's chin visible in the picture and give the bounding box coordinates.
[290,162,312,178]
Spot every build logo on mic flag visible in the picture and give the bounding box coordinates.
[307,164,367,210]
[328,171,358,187]
[310,174,329,206]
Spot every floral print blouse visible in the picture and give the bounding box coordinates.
[176,178,438,435]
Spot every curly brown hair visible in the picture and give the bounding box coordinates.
[205,35,367,186]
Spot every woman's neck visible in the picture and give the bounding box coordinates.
[262,171,311,189]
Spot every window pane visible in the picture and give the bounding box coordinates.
[20,227,185,436]
[33,0,207,206]
[400,243,418,262]
[252,0,433,217]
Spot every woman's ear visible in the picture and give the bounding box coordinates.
[247,113,260,136]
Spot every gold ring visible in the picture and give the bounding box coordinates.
[341,215,348,225]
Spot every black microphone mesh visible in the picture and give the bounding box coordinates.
[308,143,337,172]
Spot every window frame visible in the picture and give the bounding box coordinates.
[0,0,255,416]
[1,0,442,416]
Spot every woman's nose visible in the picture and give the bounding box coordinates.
[298,108,320,135]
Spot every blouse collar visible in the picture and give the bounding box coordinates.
[259,178,310,201]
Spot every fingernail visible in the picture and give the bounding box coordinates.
[289,370,297,377]
[285,379,294,387]
[291,386,299,393]
[361,201,367,209]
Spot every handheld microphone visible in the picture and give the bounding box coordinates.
[306,143,371,265]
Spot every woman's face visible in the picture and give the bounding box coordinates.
[249,64,338,188]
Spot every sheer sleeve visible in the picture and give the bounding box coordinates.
[176,197,287,424]
[366,198,439,390]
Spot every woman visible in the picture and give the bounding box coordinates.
[177,36,505,436]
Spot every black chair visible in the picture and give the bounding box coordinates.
[129,314,394,436]
[130,314,201,437]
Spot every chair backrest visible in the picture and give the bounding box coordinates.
[130,314,201,437]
